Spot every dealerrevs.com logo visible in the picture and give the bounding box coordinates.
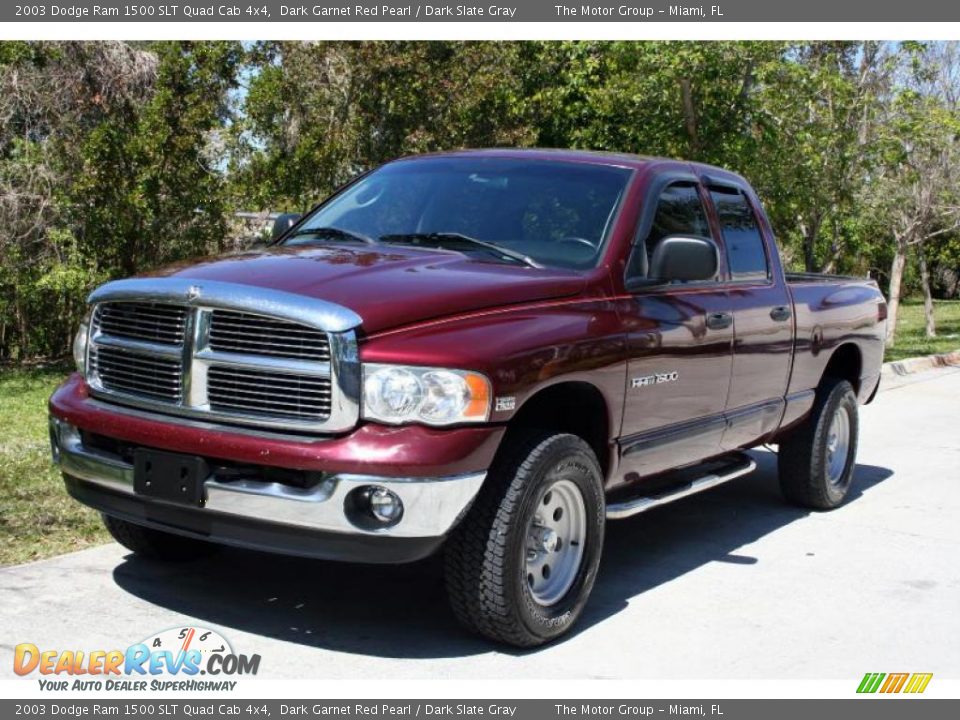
[14,626,260,692]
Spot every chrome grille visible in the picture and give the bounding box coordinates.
[90,346,183,402]
[83,280,359,434]
[208,367,332,421]
[209,310,331,361]
[93,302,187,345]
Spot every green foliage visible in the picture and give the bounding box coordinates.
[233,41,533,210]
[71,41,241,275]
[0,41,240,360]
[524,41,781,166]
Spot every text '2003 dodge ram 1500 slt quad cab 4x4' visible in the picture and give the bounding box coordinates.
[49,149,886,646]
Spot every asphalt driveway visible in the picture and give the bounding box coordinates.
[2,365,958,679]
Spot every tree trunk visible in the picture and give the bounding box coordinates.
[917,244,937,338]
[803,227,818,272]
[798,215,822,272]
[14,296,28,361]
[949,270,960,299]
[886,238,908,347]
[679,78,700,158]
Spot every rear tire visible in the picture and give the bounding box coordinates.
[444,430,605,647]
[102,514,217,561]
[778,378,859,510]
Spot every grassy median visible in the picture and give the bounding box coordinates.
[0,365,108,566]
[0,299,958,566]
[886,299,960,363]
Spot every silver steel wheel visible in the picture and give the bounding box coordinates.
[524,478,587,606]
[826,405,851,485]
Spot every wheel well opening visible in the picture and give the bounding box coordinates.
[822,343,862,394]
[505,382,611,478]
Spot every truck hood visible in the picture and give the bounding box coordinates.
[152,244,587,335]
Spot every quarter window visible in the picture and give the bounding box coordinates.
[709,188,769,281]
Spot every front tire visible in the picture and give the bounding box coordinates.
[102,514,217,561]
[778,378,859,509]
[444,431,605,647]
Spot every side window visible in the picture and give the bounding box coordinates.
[628,182,712,279]
[709,187,770,281]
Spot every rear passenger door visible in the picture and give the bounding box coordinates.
[618,177,734,479]
[705,181,793,449]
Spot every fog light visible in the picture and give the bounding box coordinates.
[345,485,405,530]
[369,487,403,523]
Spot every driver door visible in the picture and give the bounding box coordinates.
[618,178,734,479]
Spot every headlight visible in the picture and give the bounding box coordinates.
[363,364,491,425]
[72,311,91,374]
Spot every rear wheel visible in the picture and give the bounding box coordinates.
[102,514,217,561]
[778,378,859,509]
[444,430,605,647]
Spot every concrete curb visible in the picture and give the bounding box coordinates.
[882,348,960,378]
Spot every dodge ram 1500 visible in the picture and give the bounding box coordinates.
[49,149,887,646]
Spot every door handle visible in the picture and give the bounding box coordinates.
[770,305,792,322]
[705,312,733,330]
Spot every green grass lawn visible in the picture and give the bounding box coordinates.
[0,365,108,566]
[886,299,960,363]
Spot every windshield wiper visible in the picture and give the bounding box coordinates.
[380,232,541,268]
[284,226,379,245]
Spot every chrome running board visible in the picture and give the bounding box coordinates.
[606,453,757,520]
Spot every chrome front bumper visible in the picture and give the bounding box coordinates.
[50,418,485,541]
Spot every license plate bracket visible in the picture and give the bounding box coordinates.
[133,448,209,507]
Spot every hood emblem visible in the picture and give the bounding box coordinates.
[186,285,202,301]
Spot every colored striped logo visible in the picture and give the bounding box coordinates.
[857,672,933,694]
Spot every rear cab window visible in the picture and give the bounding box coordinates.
[708,186,771,282]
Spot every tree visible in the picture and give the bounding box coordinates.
[0,42,158,358]
[234,41,532,211]
[865,43,960,345]
[71,41,241,276]
[523,41,781,167]
[0,41,239,359]
[750,43,894,273]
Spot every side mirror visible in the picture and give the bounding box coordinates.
[647,236,719,283]
[271,213,302,242]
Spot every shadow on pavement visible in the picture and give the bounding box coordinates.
[111,450,892,659]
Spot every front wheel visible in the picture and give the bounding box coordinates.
[778,378,859,510]
[444,431,605,647]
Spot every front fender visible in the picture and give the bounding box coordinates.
[359,299,628,433]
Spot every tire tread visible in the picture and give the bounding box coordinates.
[444,430,601,647]
[779,377,858,510]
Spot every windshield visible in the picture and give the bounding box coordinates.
[284,157,633,270]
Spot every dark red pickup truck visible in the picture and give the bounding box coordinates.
[49,149,886,646]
